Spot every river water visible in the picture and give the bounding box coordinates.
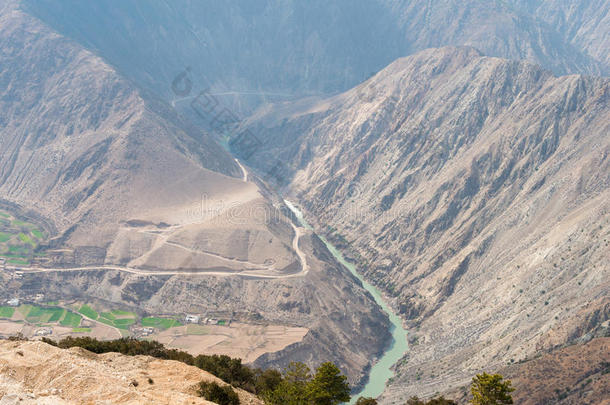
[284,200,408,402]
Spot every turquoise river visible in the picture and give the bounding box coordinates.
[284,200,409,403]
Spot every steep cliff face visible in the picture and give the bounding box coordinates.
[0,0,239,246]
[244,46,610,399]
[20,0,608,115]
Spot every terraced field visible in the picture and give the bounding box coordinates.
[7,304,81,328]
[0,306,15,318]
[141,317,182,330]
[0,209,46,266]
[76,306,138,330]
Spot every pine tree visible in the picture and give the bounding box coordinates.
[470,373,515,405]
[306,362,351,405]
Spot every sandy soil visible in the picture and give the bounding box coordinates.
[152,322,308,363]
[0,340,263,404]
[0,322,23,336]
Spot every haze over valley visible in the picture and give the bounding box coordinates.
[0,1,608,404]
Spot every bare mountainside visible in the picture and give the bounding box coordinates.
[243,46,610,400]
[0,339,263,404]
[0,0,390,387]
[448,337,610,405]
[20,0,608,116]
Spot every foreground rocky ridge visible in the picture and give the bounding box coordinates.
[0,339,262,404]
[244,46,610,400]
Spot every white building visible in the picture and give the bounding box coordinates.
[35,328,52,336]
[185,314,200,324]
[7,298,19,307]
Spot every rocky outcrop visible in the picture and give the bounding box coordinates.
[0,339,263,404]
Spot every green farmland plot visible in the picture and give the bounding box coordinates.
[99,312,116,321]
[12,219,29,227]
[113,318,136,329]
[98,317,115,328]
[141,317,182,330]
[0,210,48,265]
[60,311,82,327]
[25,306,46,322]
[9,245,28,254]
[7,259,29,266]
[18,232,34,246]
[111,309,137,318]
[17,304,33,317]
[0,306,15,318]
[89,306,137,329]
[26,306,65,323]
[72,327,92,333]
[47,308,66,322]
[78,304,99,320]
[98,316,133,329]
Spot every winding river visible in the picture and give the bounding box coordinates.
[284,200,408,402]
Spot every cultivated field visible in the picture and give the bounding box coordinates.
[0,301,307,362]
[152,322,309,363]
[0,209,46,267]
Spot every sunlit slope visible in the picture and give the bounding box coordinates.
[244,46,610,399]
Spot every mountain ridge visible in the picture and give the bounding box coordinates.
[20,0,608,116]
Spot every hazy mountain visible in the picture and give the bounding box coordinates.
[1,0,608,402]
[507,0,610,70]
[385,0,607,75]
[243,46,609,399]
[21,0,608,115]
[0,0,390,386]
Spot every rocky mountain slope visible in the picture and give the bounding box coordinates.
[448,337,610,405]
[0,339,263,404]
[20,0,608,115]
[0,0,391,387]
[243,46,610,400]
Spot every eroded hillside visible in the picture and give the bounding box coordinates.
[244,46,610,400]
